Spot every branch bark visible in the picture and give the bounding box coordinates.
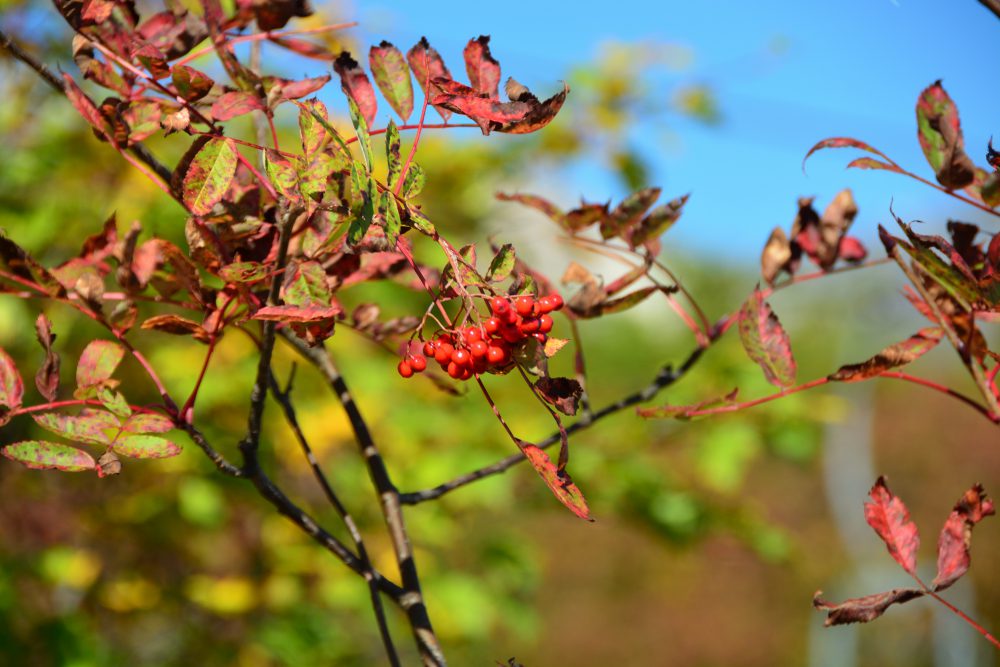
[978,0,1000,20]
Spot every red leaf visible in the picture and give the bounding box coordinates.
[182,136,239,216]
[2,440,96,472]
[275,75,331,101]
[813,589,924,626]
[522,444,592,521]
[211,91,265,121]
[838,235,868,262]
[370,41,413,121]
[847,157,903,173]
[933,484,995,591]
[34,314,60,402]
[737,286,796,388]
[829,327,943,382]
[76,340,125,390]
[431,84,530,135]
[496,80,569,135]
[864,476,920,576]
[916,80,976,190]
[334,52,377,128]
[407,37,452,122]
[464,35,500,99]
[0,236,66,297]
[252,304,342,322]
[0,346,24,425]
[268,35,337,61]
[172,65,215,102]
[802,136,893,171]
[123,412,175,434]
[61,73,113,141]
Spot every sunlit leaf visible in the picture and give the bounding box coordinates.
[522,444,591,521]
[738,287,796,388]
[182,137,239,216]
[865,476,919,575]
[2,440,96,472]
[370,41,413,121]
[76,340,125,389]
[933,484,995,591]
[113,434,181,459]
[829,328,943,382]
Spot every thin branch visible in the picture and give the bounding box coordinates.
[399,346,705,504]
[177,422,244,477]
[268,372,400,667]
[0,28,173,184]
[280,331,446,667]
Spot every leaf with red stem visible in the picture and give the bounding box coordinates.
[916,80,976,190]
[847,157,903,173]
[838,236,867,262]
[76,340,125,393]
[637,388,740,420]
[370,41,413,122]
[264,149,301,202]
[268,35,337,61]
[61,73,113,141]
[813,589,924,626]
[334,52,378,128]
[829,328,943,382]
[0,346,24,427]
[933,484,995,591]
[2,441,96,472]
[464,35,501,99]
[272,75,331,102]
[865,476,920,575]
[211,91,266,121]
[34,314,60,402]
[431,80,530,135]
[182,137,239,216]
[534,377,583,416]
[497,80,569,135]
[521,444,592,521]
[252,305,343,323]
[172,66,215,103]
[32,410,119,446]
[141,314,210,343]
[123,412,175,434]
[406,37,452,122]
[0,236,67,297]
[113,434,181,459]
[737,286,796,388]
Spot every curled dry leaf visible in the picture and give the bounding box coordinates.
[737,287,796,388]
[761,226,792,285]
[829,327,943,382]
[813,589,924,627]
[334,52,378,128]
[534,377,583,416]
[34,314,60,402]
[933,484,995,591]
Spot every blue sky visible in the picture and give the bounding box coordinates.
[349,0,999,261]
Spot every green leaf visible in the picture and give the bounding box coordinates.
[348,96,373,172]
[486,243,516,282]
[32,409,120,445]
[370,41,414,121]
[282,261,331,308]
[348,164,376,245]
[915,81,975,189]
[219,261,269,284]
[382,191,401,246]
[522,444,591,521]
[76,340,125,389]
[402,162,425,199]
[113,434,181,459]
[738,286,796,388]
[182,137,239,215]
[123,412,175,434]
[385,119,402,189]
[298,98,328,156]
[2,440,96,471]
[297,149,342,202]
[98,386,132,419]
[265,149,300,201]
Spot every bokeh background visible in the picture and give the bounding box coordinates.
[1,0,999,665]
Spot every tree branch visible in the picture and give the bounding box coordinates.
[399,345,705,504]
[978,0,1000,20]
[268,371,400,667]
[280,331,447,667]
[0,28,173,184]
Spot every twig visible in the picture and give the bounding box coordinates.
[400,346,705,504]
[280,331,447,667]
[979,0,1000,20]
[268,372,400,667]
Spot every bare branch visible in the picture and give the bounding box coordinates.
[978,0,1000,20]
[268,371,400,667]
[281,331,447,667]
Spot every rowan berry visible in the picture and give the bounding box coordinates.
[463,326,482,343]
[548,293,564,311]
[397,360,414,378]
[422,341,436,356]
[434,342,454,365]
[515,295,535,317]
[538,314,553,333]
[451,348,471,366]
[447,361,463,379]
[533,333,547,344]
[490,296,509,314]
[484,317,501,334]
[519,317,541,334]
[409,354,427,372]
[487,345,508,365]
[537,296,554,313]
[470,340,489,357]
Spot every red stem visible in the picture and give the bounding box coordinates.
[394,72,432,196]
[172,22,359,68]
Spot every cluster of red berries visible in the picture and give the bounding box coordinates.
[397,293,564,381]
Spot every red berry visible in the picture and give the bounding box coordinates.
[472,356,489,373]
[500,326,522,344]
[434,343,454,365]
[487,345,508,365]
[519,317,541,334]
[484,317,501,334]
[538,314,553,333]
[447,361,463,379]
[548,293,564,311]
[470,340,489,357]
[537,296,554,313]
[397,360,414,378]
[422,341,436,356]
[451,348,471,366]
[409,354,427,372]
[490,296,509,314]
[515,295,535,317]
[459,366,473,381]
[464,326,482,343]
[533,333,547,344]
